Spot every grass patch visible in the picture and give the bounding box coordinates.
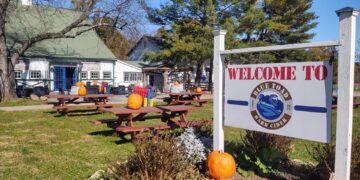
[0,101,359,178]
[0,98,46,107]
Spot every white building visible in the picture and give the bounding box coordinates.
[127,36,211,92]
[9,1,140,92]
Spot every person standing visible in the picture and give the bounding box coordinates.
[169,80,184,93]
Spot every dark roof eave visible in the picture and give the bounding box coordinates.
[19,55,117,61]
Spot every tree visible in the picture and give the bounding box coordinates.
[0,0,142,101]
[142,0,219,85]
[93,16,131,59]
[141,0,318,86]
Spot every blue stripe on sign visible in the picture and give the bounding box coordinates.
[294,105,327,113]
[227,100,249,106]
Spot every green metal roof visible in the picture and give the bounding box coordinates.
[120,60,145,68]
[6,4,116,59]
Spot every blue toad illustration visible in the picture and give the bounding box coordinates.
[256,94,284,120]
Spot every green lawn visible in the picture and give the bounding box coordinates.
[0,98,47,107]
[0,102,359,179]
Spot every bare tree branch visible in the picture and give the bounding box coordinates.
[10,0,96,64]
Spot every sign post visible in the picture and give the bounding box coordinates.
[335,7,358,180]
[212,29,227,151]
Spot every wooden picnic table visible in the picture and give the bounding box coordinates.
[92,105,209,139]
[165,92,207,106]
[332,95,360,109]
[47,94,118,116]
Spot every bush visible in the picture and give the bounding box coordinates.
[310,136,360,179]
[108,135,204,179]
[242,130,292,156]
[177,128,212,164]
[226,131,291,177]
[309,143,335,179]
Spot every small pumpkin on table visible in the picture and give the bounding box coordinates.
[127,94,143,109]
[76,81,84,87]
[195,87,202,93]
[78,86,87,96]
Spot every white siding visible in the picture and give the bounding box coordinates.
[80,61,114,86]
[114,60,142,87]
[15,58,49,88]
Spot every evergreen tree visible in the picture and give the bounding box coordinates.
[142,0,219,84]
[142,0,319,84]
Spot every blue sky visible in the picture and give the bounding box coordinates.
[146,0,360,43]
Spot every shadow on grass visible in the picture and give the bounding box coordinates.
[89,130,132,144]
[89,130,114,136]
[44,109,102,117]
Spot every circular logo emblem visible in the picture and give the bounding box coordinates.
[249,81,293,130]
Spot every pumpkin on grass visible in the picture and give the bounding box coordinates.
[195,87,202,93]
[207,151,236,179]
[127,94,143,109]
[78,86,87,96]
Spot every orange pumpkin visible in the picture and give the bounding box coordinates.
[127,94,143,109]
[207,151,236,179]
[195,87,202,93]
[78,86,87,96]
[76,81,84,87]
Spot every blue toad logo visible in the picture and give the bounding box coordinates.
[257,94,284,120]
[250,82,293,130]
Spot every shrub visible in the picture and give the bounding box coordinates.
[242,130,292,156]
[309,136,360,179]
[309,143,335,179]
[352,136,360,179]
[196,123,213,137]
[227,131,291,177]
[108,135,204,179]
[177,128,212,164]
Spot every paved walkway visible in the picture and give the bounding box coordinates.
[0,104,54,112]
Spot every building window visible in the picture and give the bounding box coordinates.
[29,71,41,79]
[103,71,112,79]
[90,71,99,79]
[15,71,22,79]
[81,71,88,79]
[124,72,142,83]
[45,71,49,79]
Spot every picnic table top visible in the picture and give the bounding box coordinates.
[100,105,199,115]
[46,94,116,99]
[168,92,203,96]
[157,105,199,112]
[100,107,163,115]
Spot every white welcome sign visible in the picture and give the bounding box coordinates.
[224,61,333,143]
[212,7,358,180]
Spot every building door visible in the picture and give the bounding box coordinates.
[54,67,66,91]
[54,67,77,91]
[65,67,76,89]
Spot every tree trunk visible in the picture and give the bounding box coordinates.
[0,1,16,102]
[194,61,203,86]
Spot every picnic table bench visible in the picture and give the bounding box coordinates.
[91,105,209,139]
[47,94,120,116]
[331,95,360,109]
[164,92,207,106]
